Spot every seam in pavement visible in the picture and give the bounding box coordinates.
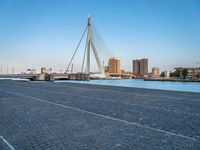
[0,88,198,142]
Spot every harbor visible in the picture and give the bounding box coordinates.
[0,80,200,149]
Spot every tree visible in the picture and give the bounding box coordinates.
[174,68,181,78]
[170,72,175,77]
[197,73,200,78]
[182,69,188,79]
[160,72,165,77]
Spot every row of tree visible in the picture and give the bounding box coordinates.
[172,68,188,79]
[160,69,200,79]
[197,73,200,78]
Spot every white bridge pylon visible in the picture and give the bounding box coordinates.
[66,16,105,78]
[84,16,105,78]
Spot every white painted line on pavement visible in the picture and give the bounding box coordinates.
[0,88,198,142]
[0,136,15,150]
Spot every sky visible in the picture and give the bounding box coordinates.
[0,0,200,74]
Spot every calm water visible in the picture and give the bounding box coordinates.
[56,79,200,93]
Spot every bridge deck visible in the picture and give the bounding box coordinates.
[0,80,200,149]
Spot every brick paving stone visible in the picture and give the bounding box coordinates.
[0,80,200,150]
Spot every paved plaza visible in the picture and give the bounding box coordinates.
[0,80,200,149]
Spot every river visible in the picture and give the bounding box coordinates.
[56,79,200,93]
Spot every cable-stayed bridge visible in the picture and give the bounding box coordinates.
[0,17,107,81]
[66,16,105,79]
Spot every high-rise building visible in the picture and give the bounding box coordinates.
[140,59,148,77]
[108,57,121,74]
[133,60,140,76]
[152,67,160,78]
[133,58,148,77]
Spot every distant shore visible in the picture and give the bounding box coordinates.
[144,77,200,82]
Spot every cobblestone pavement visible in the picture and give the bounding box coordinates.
[0,80,200,150]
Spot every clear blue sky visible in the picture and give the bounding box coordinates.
[0,0,200,73]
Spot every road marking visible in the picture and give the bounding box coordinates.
[0,88,198,142]
[0,136,15,150]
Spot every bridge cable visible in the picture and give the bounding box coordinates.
[66,25,88,73]
[81,32,89,73]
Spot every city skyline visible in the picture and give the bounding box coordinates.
[0,0,200,74]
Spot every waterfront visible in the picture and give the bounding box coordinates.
[0,80,200,149]
[56,79,200,93]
